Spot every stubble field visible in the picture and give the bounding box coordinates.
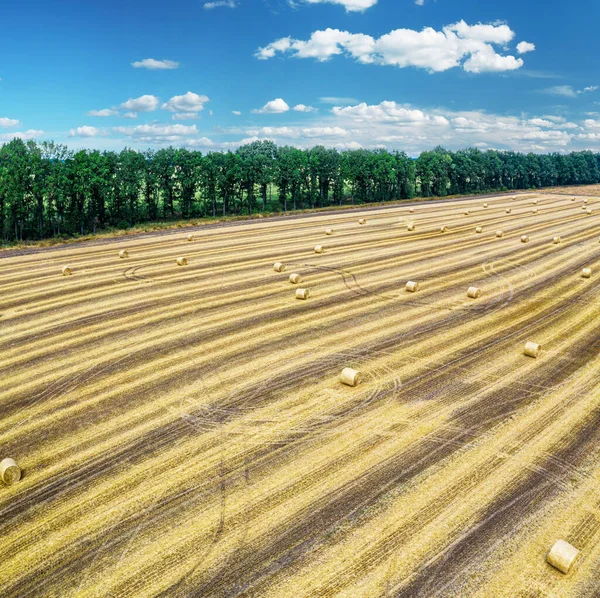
[1,189,600,597]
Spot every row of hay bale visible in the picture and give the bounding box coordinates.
[270,207,588,577]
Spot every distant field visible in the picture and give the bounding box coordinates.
[543,183,600,196]
[0,190,599,597]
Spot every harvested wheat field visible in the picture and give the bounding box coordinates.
[1,189,600,598]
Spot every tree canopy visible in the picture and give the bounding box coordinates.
[1,138,599,242]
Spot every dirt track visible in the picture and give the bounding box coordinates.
[0,191,599,597]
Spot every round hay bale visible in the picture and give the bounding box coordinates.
[476,226,483,234]
[406,281,420,293]
[506,208,512,214]
[464,210,471,215]
[533,199,538,205]
[0,458,21,485]
[496,230,504,238]
[582,205,587,210]
[176,257,188,267]
[340,367,362,387]
[273,262,286,273]
[583,198,589,204]
[582,267,592,279]
[409,208,414,213]
[289,273,303,284]
[296,288,310,300]
[61,266,72,276]
[521,235,530,243]
[533,208,538,214]
[314,245,324,254]
[586,209,592,215]
[440,225,448,233]
[467,286,481,299]
[187,234,194,242]
[483,203,488,208]
[359,218,366,225]
[553,236,561,244]
[407,223,415,231]
[325,228,334,235]
[547,540,580,574]
[119,250,129,259]
[572,197,576,201]
[524,341,542,358]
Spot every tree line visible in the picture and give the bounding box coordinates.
[1,137,599,242]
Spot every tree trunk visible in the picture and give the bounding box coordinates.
[261,183,267,211]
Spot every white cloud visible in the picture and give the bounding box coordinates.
[69,126,103,138]
[161,91,210,116]
[203,0,236,8]
[257,21,526,74]
[0,117,20,128]
[299,0,378,12]
[185,137,215,147]
[528,118,554,127]
[122,112,138,119]
[232,110,242,116]
[114,123,200,145]
[114,124,198,138]
[320,96,359,104]
[252,98,290,114]
[332,101,447,125]
[542,85,598,98]
[302,126,348,137]
[244,125,347,138]
[120,95,160,112]
[88,108,119,117]
[173,113,200,120]
[326,101,578,152]
[415,0,425,4]
[294,104,318,113]
[0,129,44,142]
[517,41,535,54]
[131,58,179,70]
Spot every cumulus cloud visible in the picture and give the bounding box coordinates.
[252,98,290,114]
[114,123,200,144]
[120,95,160,112]
[294,104,318,112]
[131,58,179,70]
[88,109,119,117]
[331,101,449,125]
[232,110,242,116]
[114,123,198,137]
[68,126,103,138]
[162,91,210,120]
[516,41,535,54]
[256,21,527,73]
[185,137,215,147]
[122,112,138,119]
[0,129,44,142]
[203,0,236,8]
[0,117,20,127]
[299,0,378,12]
[324,100,579,152]
[245,125,347,138]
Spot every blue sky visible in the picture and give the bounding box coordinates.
[1,0,599,154]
